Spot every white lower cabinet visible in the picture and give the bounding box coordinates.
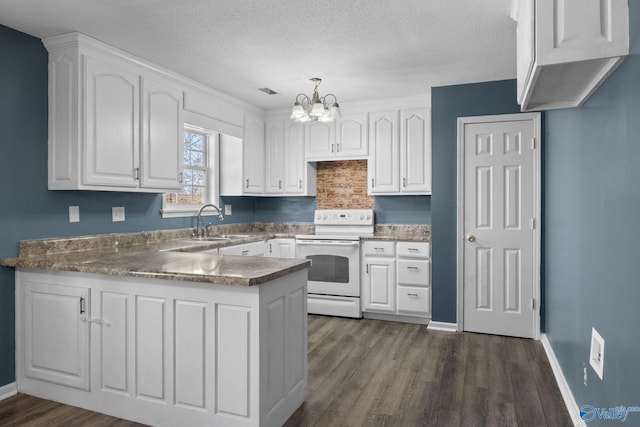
[266,238,296,258]
[218,240,267,257]
[22,281,90,390]
[361,240,431,321]
[16,268,307,427]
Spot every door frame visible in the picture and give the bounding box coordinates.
[456,112,541,338]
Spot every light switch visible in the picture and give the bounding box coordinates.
[69,206,80,223]
[112,206,125,222]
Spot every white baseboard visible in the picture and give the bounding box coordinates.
[0,382,17,401]
[540,334,585,427]
[427,321,458,332]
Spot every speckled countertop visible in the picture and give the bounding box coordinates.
[0,223,430,286]
[0,229,310,287]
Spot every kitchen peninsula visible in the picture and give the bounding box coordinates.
[0,230,310,427]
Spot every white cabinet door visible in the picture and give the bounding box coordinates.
[362,258,395,313]
[140,75,183,190]
[514,0,629,110]
[283,121,306,194]
[23,281,90,390]
[305,121,335,160]
[400,108,431,194]
[335,112,368,158]
[266,238,296,258]
[265,120,284,194]
[83,55,139,188]
[243,115,265,194]
[368,111,399,194]
[219,240,267,257]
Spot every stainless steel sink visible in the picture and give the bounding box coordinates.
[192,234,250,241]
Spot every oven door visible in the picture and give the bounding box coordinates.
[295,239,360,297]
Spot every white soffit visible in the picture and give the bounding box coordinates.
[0,0,516,109]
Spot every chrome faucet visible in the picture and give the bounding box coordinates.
[196,203,224,238]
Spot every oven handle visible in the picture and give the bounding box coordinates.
[295,240,360,246]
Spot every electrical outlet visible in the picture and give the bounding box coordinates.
[112,206,125,222]
[224,204,232,215]
[69,206,80,223]
[589,327,605,380]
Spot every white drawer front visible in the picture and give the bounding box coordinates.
[362,241,395,257]
[396,260,429,286]
[397,242,430,259]
[397,286,430,316]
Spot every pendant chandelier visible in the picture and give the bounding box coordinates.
[290,78,341,123]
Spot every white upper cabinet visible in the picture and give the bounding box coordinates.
[242,114,265,194]
[368,110,400,194]
[512,0,629,111]
[44,33,184,192]
[140,75,183,190]
[369,105,431,196]
[265,120,284,194]
[283,120,315,195]
[264,118,315,196]
[305,113,368,161]
[305,121,336,160]
[83,55,140,188]
[400,108,431,194]
[335,112,368,158]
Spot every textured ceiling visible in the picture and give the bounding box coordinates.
[0,0,516,110]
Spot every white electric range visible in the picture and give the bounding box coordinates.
[295,209,374,318]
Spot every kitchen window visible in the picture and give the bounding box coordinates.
[161,125,219,218]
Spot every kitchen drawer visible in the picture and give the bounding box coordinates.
[396,260,429,286]
[397,286,430,316]
[362,241,395,257]
[397,242,430,259]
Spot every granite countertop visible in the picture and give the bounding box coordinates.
[0,233,310,287]
[0,223,431,286]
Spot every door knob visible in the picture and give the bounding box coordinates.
[466,234,475,242]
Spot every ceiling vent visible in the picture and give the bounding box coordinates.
[258,87,278,95]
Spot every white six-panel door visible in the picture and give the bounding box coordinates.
[458,113,540,339]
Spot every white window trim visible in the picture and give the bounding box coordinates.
[161,124,220,218]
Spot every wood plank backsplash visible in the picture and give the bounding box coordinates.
[316,160,374,209]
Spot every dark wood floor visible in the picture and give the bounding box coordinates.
[0,315,572,427]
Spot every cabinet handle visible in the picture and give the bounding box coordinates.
[79,297,85,314]
[242,250,249,256]
[403,177,407,187]
[407,266,419,270]
[299,179,302,189]
[331,144,335,153]
[366,264,369,274]
[269,243,272,254]
[246,179,249,189]
[408,248,420,252]
[337,143,341,152]
[407,293,419,297]
[374,247,384,252]
[371,178,375,188]
[178,172,183,183]
[134,167,140,180]
[279,180,282,190]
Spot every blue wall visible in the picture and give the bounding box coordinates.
[544,2,640,422]
[430,80,521,323]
